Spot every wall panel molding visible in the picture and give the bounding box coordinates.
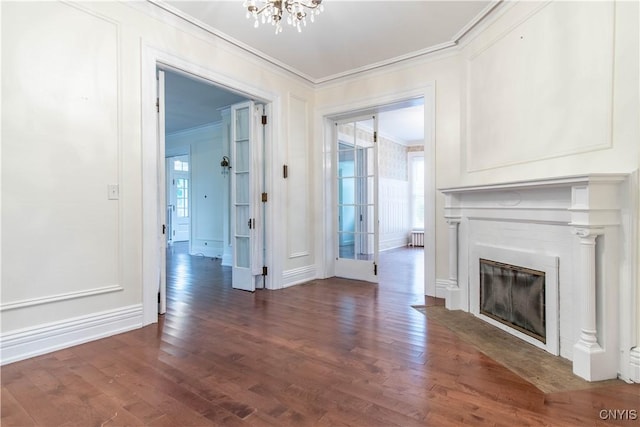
[0,285,124,312]
[287,94,311,259]
[466,1,615,172]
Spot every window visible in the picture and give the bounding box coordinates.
[174,159,189,172]
[410,154,424,230]
[176,178,189,218]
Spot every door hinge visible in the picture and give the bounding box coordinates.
[262,266,268,276]
[374,263,377,275]
[162,224,166,235]
[373,131,377,142]
[261,115,267,125]
[283,164,288,179]
[156,98,159,113]
[261,192,268,202]
[248,218,255,229]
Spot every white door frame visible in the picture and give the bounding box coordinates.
[317,85,436,295]
[141,46,276,326]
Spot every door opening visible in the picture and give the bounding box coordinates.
[328,96,429,290]
[166,154,191,245]
[157,67,268,316]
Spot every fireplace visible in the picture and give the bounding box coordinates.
[439,174,635,382]
[479,259,545,343]
[471,244,559,355]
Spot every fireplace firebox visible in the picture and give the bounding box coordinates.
[480,259,546,343]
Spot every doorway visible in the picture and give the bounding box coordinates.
[325,94,433,294]
[166,154,190,246]
[161,69,270,299]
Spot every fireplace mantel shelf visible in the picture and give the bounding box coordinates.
[440,173,629,229]
[438,173,628,194]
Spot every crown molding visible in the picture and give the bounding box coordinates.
[146,0,503,86]
[130,0,316,87]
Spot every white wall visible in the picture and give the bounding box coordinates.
[459,0,639,184]
[166,124,225,258]
[0,0,316,363]
[378,135,411,250]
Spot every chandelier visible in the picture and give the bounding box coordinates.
[243,0,324,34]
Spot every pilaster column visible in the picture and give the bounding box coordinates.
[445,218,461,310]
[447,219,460,286]
[572,227,605,380]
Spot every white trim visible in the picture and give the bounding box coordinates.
[281,265,316,288]
[631,347,640,383]
[452,1,504,43]
[315,41,457,85]
[288,252,310,259]
[379,237,410,252]
[435,279,450,299]
[0,285,124,312]
[1,304,143,366]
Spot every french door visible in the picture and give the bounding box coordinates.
[231,101,264,291]
[166,155,190,243]
[334,115,379,283]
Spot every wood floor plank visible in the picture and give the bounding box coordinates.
[0,387,36,426]
[1,246,638,426]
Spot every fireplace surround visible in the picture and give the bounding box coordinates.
[440,174,637,382]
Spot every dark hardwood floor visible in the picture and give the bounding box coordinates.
[2,245,638,426]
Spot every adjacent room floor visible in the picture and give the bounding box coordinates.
[1,246,637,426]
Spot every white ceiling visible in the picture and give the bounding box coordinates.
[159,1,499,139]
[158,0,498,84]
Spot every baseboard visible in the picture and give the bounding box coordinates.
[435,279,450,298]
[630,347,640,383]
[379,237,410,251]
[281,265,316,288]
[1,304,143,366]
[190,243,222,259]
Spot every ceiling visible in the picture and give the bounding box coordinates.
[157,0,498,84]
[164,70,247,134]
[159,1,499,139]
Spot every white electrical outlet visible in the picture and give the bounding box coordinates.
[107,184,119,200]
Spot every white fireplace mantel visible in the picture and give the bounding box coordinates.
[439,173,637,382]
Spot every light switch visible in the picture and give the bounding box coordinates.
[107,184,119,200]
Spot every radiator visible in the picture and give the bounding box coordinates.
[410,231,424,247]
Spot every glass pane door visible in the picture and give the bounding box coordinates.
[335,115,378,283]
[231,102,255,291]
